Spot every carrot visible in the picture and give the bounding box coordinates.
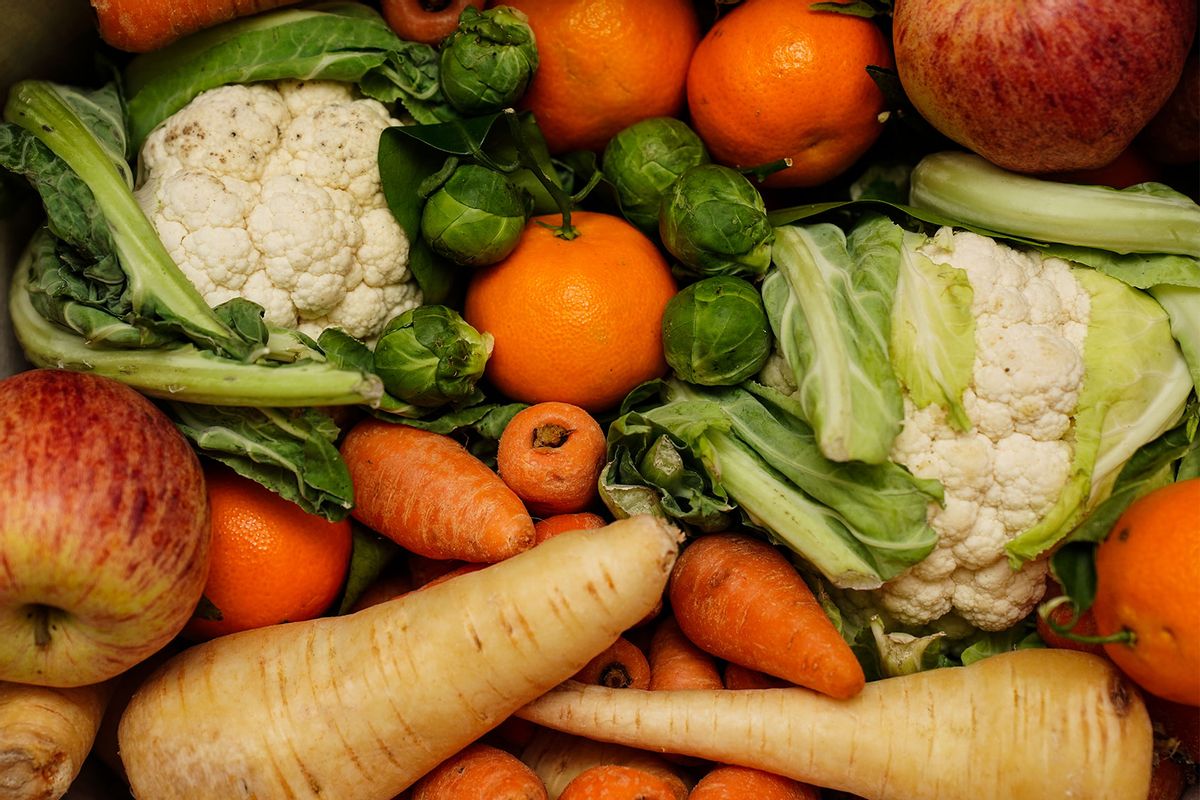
[117,515,680,799]
[498,402,608,516]
[647,615,723,691]
[558,765,686,800]
[519,727,692,800]
[380,0,485,45]
[723,663,793,690]
[340,419,536,562]
[573,637,651,690]
[517,649,1154,800]
[0,680,113,800]
[89,0,302,52]
[688,765,820,800]
[410,742,548,800]
[668,532,865,699]
[535,512,608,543]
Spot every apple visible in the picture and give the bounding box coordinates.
[892,0,1197,173]
[0,369,210,688]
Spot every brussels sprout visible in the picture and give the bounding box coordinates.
[373,305,494,407]
[439,6,539,116]
[421,163,528,267]
[661,275,772,386]
[602,117,710,233]
[659,164,775,280]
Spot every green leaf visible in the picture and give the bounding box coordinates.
[335,524,403,615]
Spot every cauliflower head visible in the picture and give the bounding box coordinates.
[135,80,421,341]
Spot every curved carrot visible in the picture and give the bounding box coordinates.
[89,0,301,52]
[340,419,536,562]
[558,764,687,800]
[380,0,485,44]
[723,663,794,690]
[647,616,723,691]
[668,533,865,699]
[574,637,651,690]
[411,742,548,800]
[688,765,820,800]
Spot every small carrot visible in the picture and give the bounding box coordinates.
[498,402,608,516]
[668,533,865,699]
[723,663,794,690]
[535,512,608,543]
[688,765,820,800]
[340,419,536,562]
[574,637,651,690]
[89,0,302,52]
[410,742,548,800]
[380,0,485,44]
[647,615,723,691]
[558,765,687,800]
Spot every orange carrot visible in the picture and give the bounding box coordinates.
[647,616,723,691]
[574,637,651,690]
[410,742,548,800]
[340,419,536,562]
[498,402,608,516]
[558,765,687,800]
[688,765,820,800]
[89,0,301,52]
[668,533,865,699]
[723,663,794,690]
[535,512,608,543]
[380,0,485,45]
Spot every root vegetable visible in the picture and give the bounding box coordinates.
[517,649,1153,800]
[519,728,691,800]
[647,616,722,692]
[410,743,547,800]
[89,0,302,52]
[118,515,679,800]
[573,638,651,690]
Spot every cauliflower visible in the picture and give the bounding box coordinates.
[879,228,1091,631]
[135,80,421,342]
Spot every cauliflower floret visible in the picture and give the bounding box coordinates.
[879,229,1091,631]
[135,80,420,342]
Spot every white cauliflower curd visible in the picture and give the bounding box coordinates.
[135,80,421,341]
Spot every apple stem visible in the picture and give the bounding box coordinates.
[29,604,53,648]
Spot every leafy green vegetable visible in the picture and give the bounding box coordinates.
[661,275,771,386]
[602,116,710,233]
[335,524,403,615]
[438,5,538,116]
[373,305,493,407]
[420,163,528,266]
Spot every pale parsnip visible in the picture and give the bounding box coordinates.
[517,649,1152,800]
[118,515,680,800]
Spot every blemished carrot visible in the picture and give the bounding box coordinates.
[519,727,692,800]
[380,0,485,44]
[723,663,794,690]
[668,532,865,699]
[517,649,1154,800]
[89,0,301,52]
[340,419,536,562]
[688,765,820,800]
[647,616,723,691]
[410,742,548,800]
[535,512,608,543]
[498,402,608,516]
[558,765,686,800]
[0,680,113,800]
[573,637,651,690]
[117,515,680,799]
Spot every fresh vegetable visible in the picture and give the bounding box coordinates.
[381,0,485,45]
[518,649,1154,800]
[518,728,692,800]
[117,516,680,799]
[0,680,112,800]
[533,512,607,543]
[89,0,302,53]
[688,766,818,800]
[668,532,865,699]
[573,637,651,690]
[658,164,774,280]
[722,663,791,690]
[438,6,539,116]
[646,615,723,691]
[410,742,548,800]
[372,304,493,407]
[421,163,530,266]
[558,765,687,800]
[601,117,710,234]
[339,418,536,562]
[496,401,607,516]
[661,275,772,387]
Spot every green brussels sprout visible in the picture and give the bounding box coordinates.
[661,275,772,386]
[439,6,539,116]
[421,163,528,267]
[602,117,710,233]
[659,164,775,280]
[373,305,494,407]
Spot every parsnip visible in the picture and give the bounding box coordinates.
[519,726,693,800]
[118,515,680,800]
[0,680,112,800]
[517,648,1152,800]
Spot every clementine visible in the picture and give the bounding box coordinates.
[685,0,893,188]
[1092,478,1200,705]
[498,0,700,153]
[463,211,677,413]
[186,465,353,640]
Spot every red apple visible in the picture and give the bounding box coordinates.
[892,0,1197,173]
[0,369,210,687]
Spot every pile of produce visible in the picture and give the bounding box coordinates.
[0,0,1197,798]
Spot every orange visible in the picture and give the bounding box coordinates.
[463,211,677,413]
[1092,478,1200,705]
[685,0,893,188]
[186,465,353,640]
[498,0,700,153]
